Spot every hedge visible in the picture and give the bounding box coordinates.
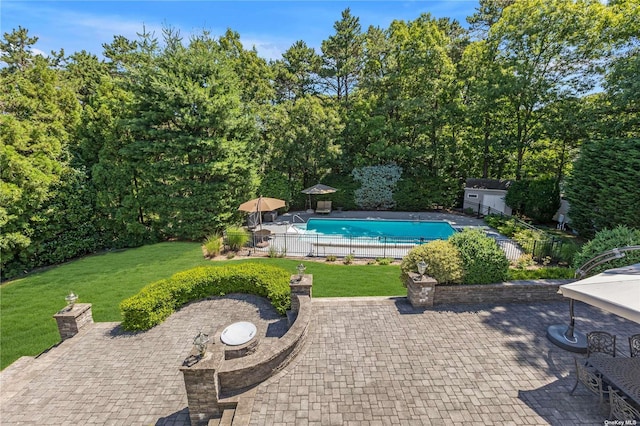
[120,263,291,331]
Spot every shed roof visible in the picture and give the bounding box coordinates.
[465,178,512,190]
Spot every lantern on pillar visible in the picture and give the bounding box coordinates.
[193,331,210,357]
[417,261,427,279]
[65,292,78,309]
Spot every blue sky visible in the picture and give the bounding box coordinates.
[2,1,480,60]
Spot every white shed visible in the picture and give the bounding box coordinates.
[463,179,513,216]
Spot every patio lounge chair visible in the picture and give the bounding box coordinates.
[316,200,332,214]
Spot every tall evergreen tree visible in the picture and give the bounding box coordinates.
[320,8,364,105]
[1,28,81,275]
[117,29,258,239]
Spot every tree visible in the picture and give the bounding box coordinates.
[1,29,81,275]
[0,26,39,72]
[262,96,343,205]
[459,40,512,179]
[359,14,457,174]
[272,41,321,102]
[116,29,259,240]
[566,138,640,237]
[505,177,560,223]
[62,50,110,106]
[488,0,609,180]
[320,8,364,105]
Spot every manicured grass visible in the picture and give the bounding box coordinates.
[0,242,211,370]
[0,243,403,370]
[229,258,404,298]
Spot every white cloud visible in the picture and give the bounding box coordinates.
[241,36,293,61]
[3,2,164,57]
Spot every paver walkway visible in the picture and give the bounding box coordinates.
[1,296,638,425]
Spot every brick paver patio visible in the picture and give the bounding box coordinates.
[1,295,638,425]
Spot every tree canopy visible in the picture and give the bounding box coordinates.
[1,3,638,277]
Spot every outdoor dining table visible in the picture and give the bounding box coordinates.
[587,356,640,406]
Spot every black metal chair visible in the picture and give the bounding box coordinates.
[587,331,616,358]
[570,358,607,406]
[629,334,640,358]
[608,387,640,421]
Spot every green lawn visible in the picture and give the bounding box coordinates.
[0,242,403,370]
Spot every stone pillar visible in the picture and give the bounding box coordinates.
[180,350,220,426]
[53,303,93,340]
[290,274,313,313]
[406,273,437,307]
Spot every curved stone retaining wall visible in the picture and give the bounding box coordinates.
[217,293,311,392]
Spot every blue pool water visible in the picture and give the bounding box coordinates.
[300,218,455,241]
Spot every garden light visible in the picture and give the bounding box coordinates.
[417,261,427,279]
[193,331,210,357]
[297,263,306,281]
[65,292,78,309]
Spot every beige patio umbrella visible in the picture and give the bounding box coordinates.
[238,196,286,229]
[301,183,338,211]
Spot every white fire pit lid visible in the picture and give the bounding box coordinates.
[220,321,257,346]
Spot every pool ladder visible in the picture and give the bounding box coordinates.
[292,214,306,224]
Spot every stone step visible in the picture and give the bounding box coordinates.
[219,408,235,426]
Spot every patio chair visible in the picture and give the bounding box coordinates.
[587,331,616,358]
[315,200,332,214]
[630,334,640,357]
[571,358,607,406]
[608,387,640,421]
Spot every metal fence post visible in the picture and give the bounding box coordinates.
[383,237,386,258]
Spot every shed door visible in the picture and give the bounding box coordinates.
[482,194,507,215]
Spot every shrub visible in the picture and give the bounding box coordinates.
[394,174,458,211]
[225,226,249,251]
[505,177,560,223]
[352,164,402,210]
[120,264,292,331]
[556,241,579,265]
[343,254,355,265]
[203,234,222,257]
[512,228,546,247]
[326,255,337,262]
[572,226,640,274]
[484,215,519,238]
[400,240,464,285]
[507,267,575,280]
[513,254,535,269]
[376,257,392,265]
[449,229,509,284]
[321,173,359,210]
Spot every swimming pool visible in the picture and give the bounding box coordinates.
[297,218,456,241]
